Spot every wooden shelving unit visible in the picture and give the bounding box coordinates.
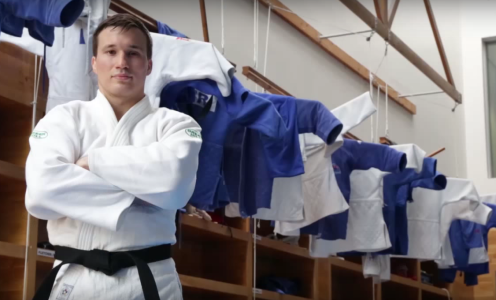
[0,40,46,300]
[0,32,462,300]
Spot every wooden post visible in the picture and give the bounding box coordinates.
[424,0,455,87]
[199,0,210,42]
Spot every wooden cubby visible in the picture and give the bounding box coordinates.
[0,40,46,300]
[0,24,462,300]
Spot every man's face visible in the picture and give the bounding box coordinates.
[92,27,152,99]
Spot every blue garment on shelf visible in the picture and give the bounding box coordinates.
[0,0,84,45]
[377,157,439,254]
[160,77,287,211]
[257,276,300,296]
[393,171,447,255]
[439,202,496,286]
[156,20,187,38]
[301,139,408,240]
[225,94,343,217]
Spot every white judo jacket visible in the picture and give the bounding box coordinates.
[25,91,202,299]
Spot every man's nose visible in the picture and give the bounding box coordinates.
[116,52,129,69]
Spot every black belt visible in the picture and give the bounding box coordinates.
[33,244,172,300]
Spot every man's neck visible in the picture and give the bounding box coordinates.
[101,90,144,121]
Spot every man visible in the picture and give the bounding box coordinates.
[25,14,202,300]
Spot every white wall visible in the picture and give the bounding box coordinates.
[122,0,466,177]
[460,0,496,195]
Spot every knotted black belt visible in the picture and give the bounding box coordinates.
[33,244,172,300]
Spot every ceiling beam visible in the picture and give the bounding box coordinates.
[259,0,416,114]
[380,0,388,27]
[242,66,360,141]
[423,0,455,87]
[373,0,383,22]
[199,0,210,42]
[339,0,462,104]
[374,0,389,27]
[389,0,400,29]
[110,0,157,32]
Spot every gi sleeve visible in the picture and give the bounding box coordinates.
[346,139,407,173]
[398,172,448,205]
[1,0,84,27]
[295,99,343,144]
[88,111,202,210]
[25,107,135,231]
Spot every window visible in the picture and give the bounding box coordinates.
[485,40,496,177]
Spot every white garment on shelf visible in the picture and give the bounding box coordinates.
[225,92,376,222]
[274,92,377,233]
[25,91,201,299]
[45,0,110,112]
[398,178,491,262]
[309,145,427,257]
[437,194,496,269]
[145,33,235,108]
[363,254,391,284]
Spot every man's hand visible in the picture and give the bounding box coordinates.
[76,156,90,170]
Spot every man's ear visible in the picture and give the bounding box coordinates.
[91,56,98,75]
[147,59,152,76]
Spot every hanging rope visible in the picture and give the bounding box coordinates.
[253,218,257,300]
[23,54,43,300]
[368,23,375,143]
[262,5,272,92]
[441,288,451,299]
[375,84,380,143]
[385,83,389,137]
[221,0,225,55]
[253,0,260,92]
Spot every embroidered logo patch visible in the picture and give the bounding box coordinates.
[56,283,74,300]
[31,131,48,139]
[185,129,201,139]
[332,164,341,175]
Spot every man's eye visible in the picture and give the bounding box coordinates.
[106,50,116,55]
[128,52,138,56]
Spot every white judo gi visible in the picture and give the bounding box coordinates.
[273,92,377,235]
[25,91,202,299]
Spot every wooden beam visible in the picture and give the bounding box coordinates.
[260,0,416,114]
[339,0,462,104]
[109,0,157,32]
[242,66,291,96]
[389,0,400,29]
[242,66,360,141]
[428,147,445,157]
[373,0,383,22]
[380,0,388,27]
[199,0,210,42]
[423,0,455,87]
[374,0,388,26]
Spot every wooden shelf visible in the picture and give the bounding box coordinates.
[390,274,418,289]
[0,160,25,182]
[36,255,54,264]
[256,236,310,259]
[420,283,449,296]
[256,289,311,300]
[0,241,25,259]
[179,274,249,296]
[330,257,362,273]
[180,214,250,242]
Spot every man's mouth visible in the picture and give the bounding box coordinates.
[113,74,132,79]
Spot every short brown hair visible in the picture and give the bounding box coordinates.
[92,14,152,58]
